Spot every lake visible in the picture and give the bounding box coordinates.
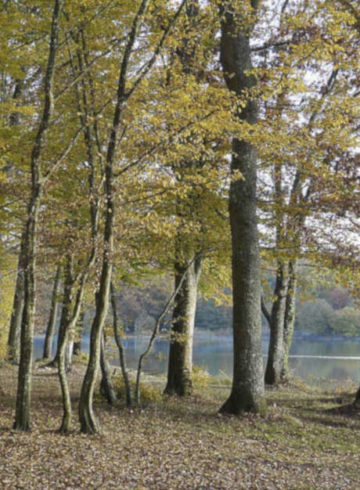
[34,331,360,386]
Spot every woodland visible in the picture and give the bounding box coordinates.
[1,0,360,487]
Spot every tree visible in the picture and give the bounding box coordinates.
[14,0,64,431]
[78,0,188,433]
[43,263,62,359]
[219,0,265,414]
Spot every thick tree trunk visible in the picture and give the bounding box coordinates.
[100,332,116,405]
[7,236,25,364]
[13,0,63,431]
[281,261,297,380]
[265,262,289,385]
[164,256,202,396]
[43,264,62,359]
[111,282,132,407]
[219,0,265,415]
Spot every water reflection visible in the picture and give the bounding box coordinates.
[33,332,360,386]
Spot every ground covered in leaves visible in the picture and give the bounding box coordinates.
[1,363,360,489]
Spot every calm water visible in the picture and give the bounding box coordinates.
[34,331,360,386]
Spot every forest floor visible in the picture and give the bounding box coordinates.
[0,362,360,489]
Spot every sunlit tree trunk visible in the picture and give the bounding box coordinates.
[43,264,62,359]
[164,256,202,396]
[219,0,265,415]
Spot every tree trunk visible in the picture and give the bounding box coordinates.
[78,0,149,433]
[57,256,74,433]
[73,310,84,356]
[7,236,25,364]
[43,264,62,359]
[13,0,63,431]
[164,256,202,396]
[65,339,74,372]
[14,191,41,431]
[78,264,112,433]
[100,332,116,405]
[7,81,25,364]
[281,261,297,380]
[219,0,265,415]
[265,262,289,385]
[111,282,132,407]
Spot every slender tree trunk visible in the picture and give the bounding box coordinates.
[219,0,265,415]
[14,190,41,431]
[281,261,297,380]
[164,256,202,396]
[73,310,84,356]
[65,340,74,372]
[57,255,74,433]
[6,81,25,364]
[111,282,132,407]
[78,259,112,433]
[7,236,25,364]
[265,262,289,385]
[78,0,150,434]
[100,332,116,405]
[13,0,63,431]
[43,264,62,359]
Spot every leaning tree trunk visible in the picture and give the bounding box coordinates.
[265,262,289,385]
[281,261,297,380]
[43,263,62,359]
[13,0,63,431]
[164,256,202,396]
[219,0,265,415]
[7,235,25,364]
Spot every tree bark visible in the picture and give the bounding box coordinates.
[14,0,63,431]
[57,255,74,433]
[111,281,132,407]
[164,256,202,396]
[281,261,297,380]
[219,0,265,415]
[100,332,117,405]
[79,0,149,434]
[73,310,84,356]
[43,263,62,359]
[265,262,289,385]
[7,235,25,364]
